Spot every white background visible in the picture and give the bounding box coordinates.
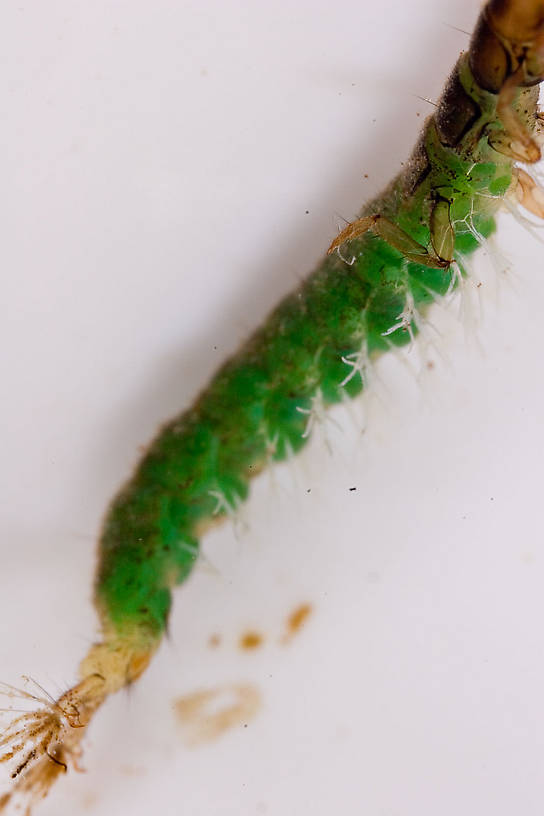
[3,0,544,814]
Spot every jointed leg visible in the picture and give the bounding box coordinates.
[488,65,541,162]
[514,166,544,218]
[328,203,454,270]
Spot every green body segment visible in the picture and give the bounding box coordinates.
[96,56,516,641]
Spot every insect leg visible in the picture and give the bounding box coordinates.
[328,213,451,269]
[327,215,379,255]
[429,198,455,264]
[514,166,544,218]
[487,66,541,162]
[471,0,544,162]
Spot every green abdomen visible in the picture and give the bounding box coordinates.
[96,163,502,640]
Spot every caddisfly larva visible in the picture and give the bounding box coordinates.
[3,0,544,813]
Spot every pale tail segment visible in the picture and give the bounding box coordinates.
[3,0,544,810]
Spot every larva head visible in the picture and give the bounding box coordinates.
[471,0,544,92]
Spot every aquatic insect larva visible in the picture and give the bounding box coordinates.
[3,0,544,812]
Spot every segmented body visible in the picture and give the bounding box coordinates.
[96,54,519,645]
[3,0,544,811]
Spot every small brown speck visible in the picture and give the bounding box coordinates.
[282,603,313,643]
[119,765,146,777]
[239,631,263,651]
[363,173,369,178]
[82,791,99,810]
[208,633,221,649]
[426,360,435,370]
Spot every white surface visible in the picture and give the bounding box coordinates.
[2,1,544,814]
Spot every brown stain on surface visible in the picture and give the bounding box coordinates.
[81,791,99,810]
[174,683,261,746]
[282,603,313,643]
[239,631,263,651]
[119,765,146,777]
[208,633,221,649]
